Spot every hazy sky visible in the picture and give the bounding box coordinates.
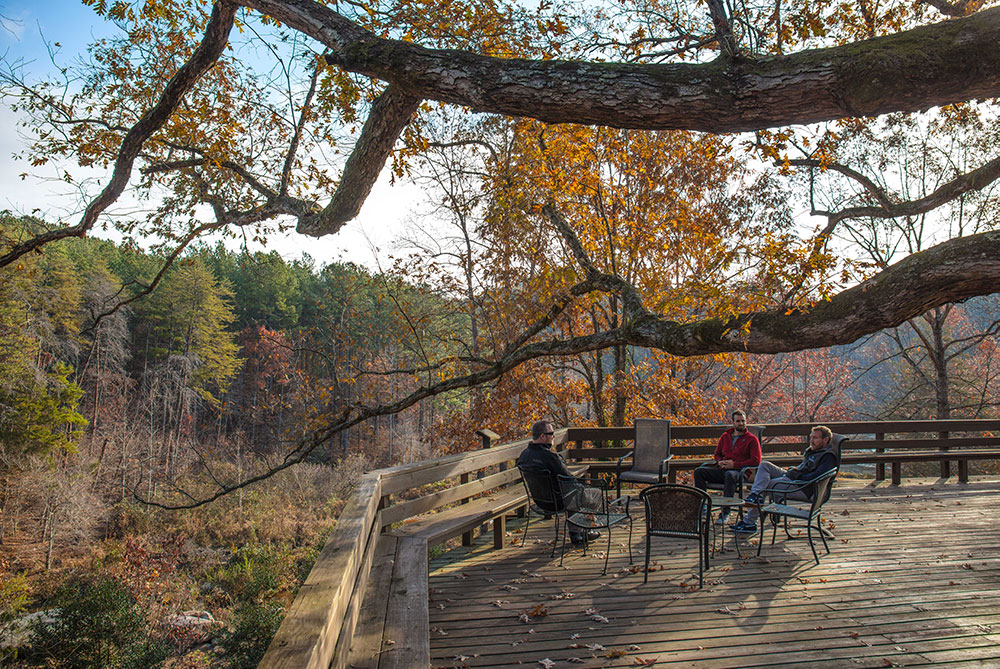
[0,1,422,268]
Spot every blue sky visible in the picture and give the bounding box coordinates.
[0,1,420,267]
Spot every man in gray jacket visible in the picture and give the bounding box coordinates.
[731,425,838,534]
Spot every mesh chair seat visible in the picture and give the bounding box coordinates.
[557,475,633,574]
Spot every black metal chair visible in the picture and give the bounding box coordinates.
[702,425,766,499]
[517,465,567,556]
[556,474,633,574]
[617,418,672,497]
[756,468,838,564]
[639,484,712,587]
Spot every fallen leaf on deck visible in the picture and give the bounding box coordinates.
[567,658,585,663]
[550,591,576,600]
[585,643,606,651]
[633,659,658,667]
[526,604,549,618]
[493,600,509,608]
[591,614,610,623]
[570,633,580,639]
[606,649,627,658]
[502,584,520,591]
[518,613,530,623]
[538,659,556,668]
[716,606,739,615]
[627,644,641,651]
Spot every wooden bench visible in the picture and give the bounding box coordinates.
[347,462,590,669]
[347,535,428,669]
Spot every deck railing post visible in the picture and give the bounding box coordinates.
[939,429,951,479]
[875,433,885,481]
[471,429,501,543]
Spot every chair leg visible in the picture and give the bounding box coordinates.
[698,542,707,588]
[552,515,562,558]
[806,522,820,564]
[643,535,651,584]
[603,527,611,575]
[756,518,765,557]
[522,509,531,549]
[559,518,568,565]
[817,519,831,555]
[627,518,634,565]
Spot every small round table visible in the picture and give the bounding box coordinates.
[711,496,750,556]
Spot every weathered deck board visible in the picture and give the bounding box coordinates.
[428,479,1000,668]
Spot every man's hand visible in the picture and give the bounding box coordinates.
[718,459,735,469]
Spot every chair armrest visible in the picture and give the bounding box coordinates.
[761,468,836,500]
[610,495,631,514]
[658,455,673,479]
[616,451,634,477]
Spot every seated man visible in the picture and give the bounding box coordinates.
[732,425,838,534]
[693,410,761,524]
[516,419,600,544]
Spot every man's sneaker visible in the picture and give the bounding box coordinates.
[730,520,758,534]
[715,510,730,525]
[744,492,763,507]
[571,530,601,544]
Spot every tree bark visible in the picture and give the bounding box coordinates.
[245,0,1000,132]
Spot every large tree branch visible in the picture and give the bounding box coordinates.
[791,154,1000,243]
[148,228,1000,508]
[297,83,421,235]
[0,1,239,268]
[245,0,1000,132]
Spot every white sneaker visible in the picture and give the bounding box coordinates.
[715,510,730,525]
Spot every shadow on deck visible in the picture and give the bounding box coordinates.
[428,479,1000,668]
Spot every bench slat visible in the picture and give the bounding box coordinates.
[379,537,429,669]
[393,487,527,547]
[346,534,398,669]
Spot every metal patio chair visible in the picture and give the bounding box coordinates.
[556,474,633,574]
[639,484,712,587]
[756,468,838,564]
[616,418,672,497]
[517,464,568,556]
[702,424,766,499]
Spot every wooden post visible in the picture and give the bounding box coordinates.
[473,429,501,542]
[939,429,950,479]
[460,471,473,546]
[493,515,506,549]
[874,433,885,482]
[891,462,901,486]
[958,458,969,483]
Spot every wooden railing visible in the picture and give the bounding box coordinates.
[260,419,1000,668]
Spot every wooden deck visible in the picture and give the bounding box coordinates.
[427,479,1000,668]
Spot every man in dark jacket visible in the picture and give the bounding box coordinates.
[517,420,599,544]
[693,410,761,523]
[732,425,838,533]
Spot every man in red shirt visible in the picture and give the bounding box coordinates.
[694,410,762,523]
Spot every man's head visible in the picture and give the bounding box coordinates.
[731,410,747,433]
[532,420,554,444]
[809,425,833,450]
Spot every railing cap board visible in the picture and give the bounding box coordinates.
[261,474,382,669]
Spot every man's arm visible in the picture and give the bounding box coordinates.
[712,433,727,462]
[797,452,838,482]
